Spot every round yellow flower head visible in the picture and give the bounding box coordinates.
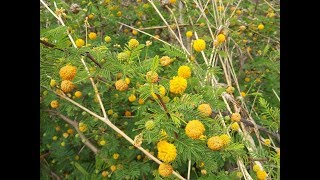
[253,164,260,172]
[157,140,177,163]
[146,71,159,83]
[125,77,131,84]
[226,86,235,94]
[61,80,76,93]
[110,165,117,172]
[159,85,166,96]
[117,52,130,61]
[79,123,87,132]
[231,122,240,131]
[236,9,242,15]
[113,153,120,160]
[99,140,106,146]
[101,171,108,177]
[128,94,136,102]
[59,65,77,80]
[207,136,223,150]
[63,133,69,138]
[104,36,111,43]
[219,134,231,146]
[186,31,193,38]
[145,120,155,130]
[217,34,226,43]
[115,79,128,91]
[169,76,187,94]
[198,104,212,117]
[245,77,250,82]
[158,163,173,177]
[125,111,132,117]
[185,120,205,139]
[258,24,264,30]
[117,11,122,17]
[201,169,207,175]
[240,91,246,97]
[50,79,57,87]
[128,39,139,49]
[160,56,172,66]
[107,109,113,115]
[264,139,271,145]
[67,128,74,134]
[75,38,85,48]
[217,6,224,11]
[193,39,206,52]
[88,32,97,40]
[178,66,191,79]
[88,14,94,19]
[231,113,241,122]
[138,98,145,105]
[51,100,59,108]
[239,25,246,31]
[74,91,82,98]
[132,30,138,35]
[256,170,267,180]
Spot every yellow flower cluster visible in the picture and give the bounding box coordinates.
[185,120,205,139]
[128,39,139,49]
[115,79,128,91]
[79,122,87,132]
[157,140,177,163]
[207,136,223,150]
[197,104,212,117]
[50,100,59,108]
[59,65,77,80]
[169,76,187,94]
[61,80,76,93]
[146,71,158,83]
[160,56,172,66]
[231,113,241,122]
[193,39,206,52]
[158,163,173,177]
[219,134,231,146]
[178,66,191,79]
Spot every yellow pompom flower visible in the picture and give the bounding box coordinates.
[146,71,158,83]
[219,134,231,146]
[245,77,250,82]
[107,109,113,115]
[226,86,235,94]
[217,34,226,43]
[110,165,117,172]
[178,66,191,79]
[52,136,58,141]
[217,6,224,11]
[138,98,145,105]
[264,139,271,145]
[113,153,120,160]
[231,113,241,122]
[256,170,268,180]
[236,9,242,15]
[61,80,76,93]
[101,171,108,177]
[63,133,69,138]
[125,77,131,84]
[185,120,205,139]
[253,164,260,172]
[51,100,59,108]
[128,94,136,102]
[158,163,173,177]
[231,122,240,131]
[88,14,94,19]
[240,91,246,97]
[169,76,187,94]
[193,39,206,52]
[128,39,139,49]
[159,85,166,96]
[88,32,97,40]
[125,111,132,117]
[258,24,265,30]
[67,128,74,134]
[50,79,57,87]
[198,104,212,117]
[74,91,82,98]
[99,140,106,146]
[207,136,223,150]
[186,31,193,38]
[132,30,138,35]
[157,140,177,163]
[75,38,85,48]
[79,123,87,132]
[59,65,77,80]
[160,56,172,66]
[104,36,111,43]
[115,79,128,91]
